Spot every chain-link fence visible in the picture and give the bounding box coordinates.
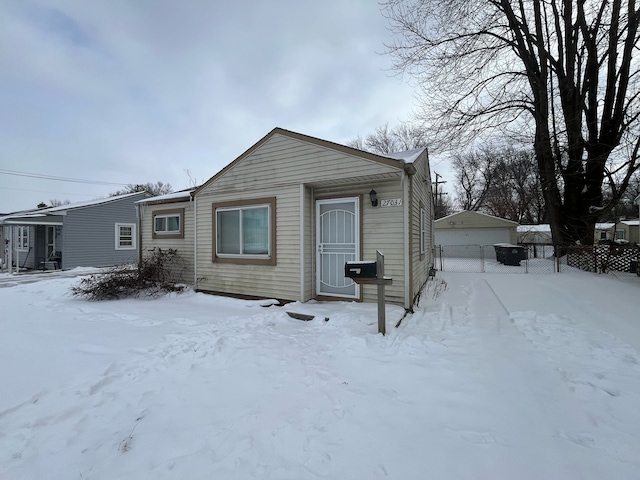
[436,243,640,276]
[435,244,556,274]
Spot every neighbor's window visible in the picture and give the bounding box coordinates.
[152,208,184,239]
[599,231,607,240]
[115,223,136,250]
[17,226,29,251]
[213,198,276,265]
[615,229,625,241]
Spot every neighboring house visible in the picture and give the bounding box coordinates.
[136,188,197,283]
[517,224,553,244]
[0,192,149,272]
[616,220,639,245]
[595,223,616,243]
[177,127,434,309]
[434,211,518,246]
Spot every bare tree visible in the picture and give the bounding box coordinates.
[451,149,496,211]
[347,122,429,154]
[110,181,172,197]
[452,145,545,222]
[48,199,71,207]
[383,0,640,246]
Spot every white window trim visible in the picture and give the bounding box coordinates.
[115,223,136,250]
[17,226,29,251]
[216,204,271,259]
[615,229,625,240]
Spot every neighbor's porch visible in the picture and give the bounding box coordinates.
[1,217,64,273]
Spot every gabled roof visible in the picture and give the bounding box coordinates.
[136,187,197,205]
[435,210,519,226]
[193,127,425,196]
[0,192,149,223]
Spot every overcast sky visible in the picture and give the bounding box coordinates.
[0,0,428,212]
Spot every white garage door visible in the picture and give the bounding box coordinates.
[435,228,510,246]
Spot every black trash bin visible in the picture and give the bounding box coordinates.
[631,259,638,274]
[503,245,526,266]
[494,244,509,264]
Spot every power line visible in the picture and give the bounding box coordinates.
[0,186,101,197]
[0,168,128,186]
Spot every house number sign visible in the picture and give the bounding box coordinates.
[381,198,402,207]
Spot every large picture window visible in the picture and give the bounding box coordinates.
[213,198,276,265]
[152,208,184,239]
[17,226,29,251]
[115,223,136,250]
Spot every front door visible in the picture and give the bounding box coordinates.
[316,198,360,298]
[45,226,56,257]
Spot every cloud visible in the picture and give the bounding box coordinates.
[0,0,417,211]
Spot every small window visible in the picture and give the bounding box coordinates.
[615,229,625,240]
[213,197,276,265]
[17,226,29,251]
[115,223,136,250]
[152,208,184,239]
[599,231,607,240]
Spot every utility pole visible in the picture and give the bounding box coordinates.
[433,173,447,218]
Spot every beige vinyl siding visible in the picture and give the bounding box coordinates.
[315,180,406,305]
[302,186,314,301]
[139,200,194,284]
[408,152,434,303]
[211,134,401,190]
[196,186,302,301]
[195,134,406,303]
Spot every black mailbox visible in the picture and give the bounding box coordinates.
[345,260,377,279]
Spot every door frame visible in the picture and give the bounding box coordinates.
[315,196,361,300]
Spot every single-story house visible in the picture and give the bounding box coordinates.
[0,192,149,273]
[434,211,518,246]
[615,220,639,245]
[517,224,553,244]
[595,222,616,242]
[136,188,197,283]
[141,127,435,309]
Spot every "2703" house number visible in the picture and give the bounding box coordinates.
[381,198,402,207]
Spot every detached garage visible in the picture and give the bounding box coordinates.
[435,211,518,246]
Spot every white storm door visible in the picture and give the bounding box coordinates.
[316,198,360,298]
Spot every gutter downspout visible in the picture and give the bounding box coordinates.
[402,171,410,309]
[135,203,142,274]
[299,184,305,302]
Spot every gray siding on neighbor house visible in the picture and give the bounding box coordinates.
[61,195,143,269]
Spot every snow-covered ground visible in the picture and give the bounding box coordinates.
[1,268,639,479]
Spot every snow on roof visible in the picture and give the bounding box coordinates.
[136,188,196,204]
[621,219,639,226]
[0,192,147,221]
[596,223,615,229]
[383,147,426,164]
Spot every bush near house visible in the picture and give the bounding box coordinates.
[71,248,187,300]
